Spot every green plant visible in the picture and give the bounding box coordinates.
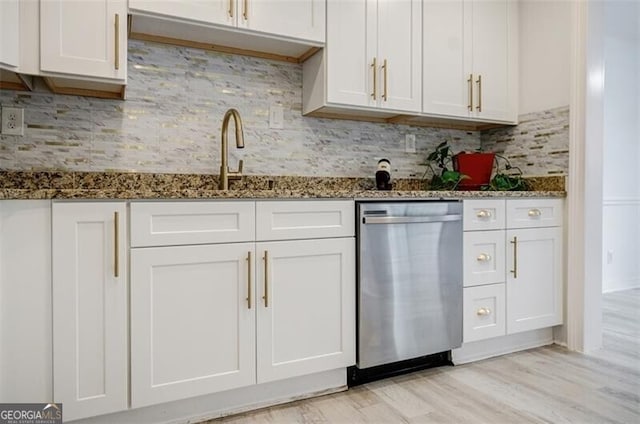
[481,154,530,191]
[422,141,468,190]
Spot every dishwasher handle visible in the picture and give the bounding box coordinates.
[363,214,462,225]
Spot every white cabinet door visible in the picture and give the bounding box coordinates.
[256,238,355,383]
[470,0,513,121]
[326,0,373,107]
[377,0,421,112]
[131,243,256,408]
[52,202,127,421]
[241,0,325,42]
[41,0,127,80]
[422,0,469,117]
[463,230,506,287]
[128,0,236,27]
[506,227,563,334]
[0,0,19,69]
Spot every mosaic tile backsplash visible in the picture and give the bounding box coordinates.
[481,106,570,175]
[0,40,568,177]
[0,40,482,178]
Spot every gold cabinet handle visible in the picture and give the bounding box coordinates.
[467,73,473,111]
[246,251,252,309]
[243,0,248,20]
[371,57,377,100]
[477,307,492,316]
[114,14,120,70]
[382,59,388,101]
[528,208,542,217]
[114,211,119,277]
[263,250,269,307]
[476,253,492,262]
[476,209,492,219]
[510,236,518,278]
[476,74,482,112]
[228,0,234,17]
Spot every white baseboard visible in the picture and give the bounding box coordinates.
[602,280,640,294]
[73,369,346,424]
[452,328,554,364]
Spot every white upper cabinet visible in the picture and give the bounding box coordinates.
[240,0,325,42]
[40,0,127,81]
[0,0,19,69]
[305,0,422,115]
[128,0,236,27]
[423,0,517,123]
[376,0,422,112]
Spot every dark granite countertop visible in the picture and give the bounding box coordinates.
[0,172,566,200]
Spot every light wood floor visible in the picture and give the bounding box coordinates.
[212,289,640,423]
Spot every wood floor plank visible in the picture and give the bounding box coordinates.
[211,289,640,424]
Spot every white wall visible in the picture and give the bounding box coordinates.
[602,0,640,293]
[518,0,572,115]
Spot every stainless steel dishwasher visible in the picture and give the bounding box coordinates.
[350,201,463,384]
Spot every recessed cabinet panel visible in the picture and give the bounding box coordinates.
[240,0,325,42]
[463,283,506,343]
[463,199,506,231]
[377,0,422,112]
[41,0,127,80]
[422,0,468,117]
[463,230,506,287]
[256,238,355,383]
[131,243,256,408]
[326,0,372,107]
[52,202,128,421]
[0,0,19,69]
[506,198,564,229]
[130,201,255,247]
[128,0,236,27]
[256,200,355,241]
[506,227,563,334]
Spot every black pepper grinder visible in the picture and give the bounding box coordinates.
[376,159,392,190]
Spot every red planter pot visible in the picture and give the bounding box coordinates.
[453,152,496,190]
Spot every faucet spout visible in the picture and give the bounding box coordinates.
[219,108,245,190]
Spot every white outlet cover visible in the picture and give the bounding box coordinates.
[269,105,284,129]
[1,107,24,136]
[405,134,416,153]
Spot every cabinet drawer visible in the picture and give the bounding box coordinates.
[463,284,506,343]
[256,200,355,241]
[463,230,506,287]
[506,199,563,229]
[463,199,506,231]
[130,201,255,247]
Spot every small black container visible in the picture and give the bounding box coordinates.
[376,158,392,190]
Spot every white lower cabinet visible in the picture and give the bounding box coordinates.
[506,227,563,333]
[462,198,564,344]
[130,243,256,408]
[256,238,355,383]
[52,202,128,421]
[129,200,356,410]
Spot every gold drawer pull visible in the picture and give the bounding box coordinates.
[477,307,492,316]
[528,208,542,217]
[467,73,473,111]
[246,251,252,309]
[114,14,120,70]
[476,253,492,262]
[382,59,388,101]
[510,236,518,278]
[371,57,377,100]
[476,209,492,219]
[476,74,482,112]
[263,250,269,307]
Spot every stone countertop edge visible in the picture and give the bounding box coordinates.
[0,188,567,200]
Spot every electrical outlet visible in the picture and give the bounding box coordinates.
[1,107,24,136]
[405,134,416,153]
[269,105,284,129]
[607,250,613,264]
